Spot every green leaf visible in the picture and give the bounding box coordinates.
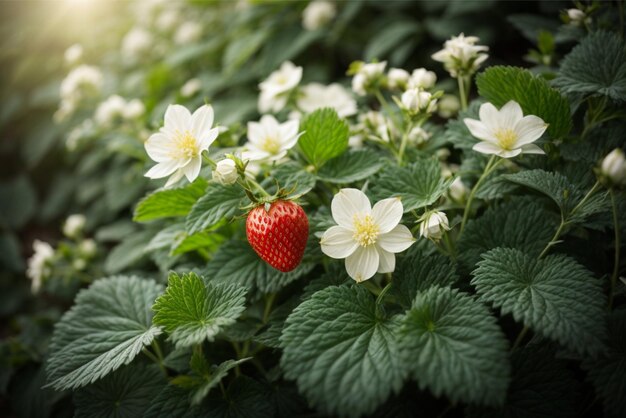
[553,31,626,101]
[399,286,510,406]
[185,184,245,234]
[266,162,317,196]
[298,108,349,169]
[152,272,246,348]
[74,365,164,418]
[223,30,270,74]
[317,149,386,184]
[457,197,558,272]
[476,66,572,138]
[280,285,405,417]
[144,385,202,418]
[133,178,207,222]
[189,359,250,405]
[582,310,626,418]
[46,276,164,391]
[472,248,606,356]
[0,175,37,230]
[203,376,274,418]
[364,20,420,61]
[370,158,453,212]
[104,230,153,274]
[203,238,315,294]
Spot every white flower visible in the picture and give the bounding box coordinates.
[297,83,357,118]
[64,44,83,66]
[351,61,387,96]
[601,148,626,186]
[125,99,145,119]
[79,239,97,257]
[400,88,437,114]
[419,211,450,241]
[175,21,202,44]
[26,240,55,294]
[432,33,489,77]
[348,134,364,149]
[320,189,415,282]
[243,115,302,162]
[463,100,548,158]
[73,259,87,271]
[408,68,437,90]
[302,0,336,30]
[213,159,239,185]
[60,65,103,104]
[448,177,468,202]
[122,27,153,60]
[567,9,586,26]
[181,78,202,97]
[95,95,144,126]
[387,68,410,90]
[258,61,303,113]
[144,104,219,187]
[63,214,86,238]
[407,126,431,145]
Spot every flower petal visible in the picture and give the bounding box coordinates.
[190,105,214,138]
[145,160,180,179]
[145,133,172,162]
[498,148,523,158]
[376,247,396,273]
[183,156,202,182]
[198,128,219,151]
[514,115,548,146]
[378,224,415,253]
[321,226,358,259]
[371,197,403,234]
[499,100,523,128]
[279,119,299,142]
[345,246,379,282]
[464,118,496,142]
[164,104,191,132]
[164,169,185,188]
[478,102,500,131]
[520,143,545,155]
[331,188,372,229]
[472,141,503,156]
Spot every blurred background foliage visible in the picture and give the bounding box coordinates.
[0,0,594,416]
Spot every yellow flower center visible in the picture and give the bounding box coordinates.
[276,75,288,85]
[494,128,518,150]
[352,214,380,247]
[261,136,282,154]
[171,130,199,160]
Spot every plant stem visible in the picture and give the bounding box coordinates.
[376,281,393,306]
[609,190,621,310]
[263,292,277,323]
[457,76,468,111]
[459,156,501,236]
[539,215,566,259]
[511,325,529,351]
[397,120,414,165]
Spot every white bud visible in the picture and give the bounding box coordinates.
[213,159,239,185]
[302,0,336,31]
[181,78,202,97]
[64,44,83,66]
[63,214,86,238]
[408,68,437,90]
[567,9,586,25]
[387,68,410,90]
[79,239,97,257]
[401,88,437,114]
[449,177,468,202]
[125,99,145,119]
[419,211,450,241]
[437,94,460,118]
[73,258,87,271]
[601,148,626,186]
[351,73,367,96]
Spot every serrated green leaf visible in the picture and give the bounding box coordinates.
[399,286,510,406]
[280,285,405,417]
[472,248,606,356]
[553,31,626,101]
[184,357,251,406]
[203,376,274,418]
[46,276,164,391]
[370,158,453,212]
[266,162,317,196]
[298,108,349,169]
[152,272,246,348]
[476,66,572,138]
[104,230,153,274]
[74,365,164,418]
[144,385,202,418]
[458,197,558,272]
[185,184,245,234]
[133,178,207,222]
[317,149,385,184]
[203,238,315,294]
[582,310,626,418]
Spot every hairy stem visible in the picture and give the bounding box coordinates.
[609,190,621,310]
[459,156,501,236]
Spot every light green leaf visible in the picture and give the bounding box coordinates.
[476,66,572,138]
[298,108,349,169]
[553,31,626,101]
[46,276,164,391]
[472,248,606,356]
[280,285,405,417]
[317,149,386,184]
[133,178,207,222]
[399,286,510,406]
[370,158,452,212]
[74,365,164,418]
[185,184,245,234]
[152,272,246,348]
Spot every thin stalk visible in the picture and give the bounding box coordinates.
[397,120,414,165]
[539,216,567,259]
[457,76,468,111]
[459,156,501,236]
[263,292,277,324]
[376,281,393,306]
[511,325,529,351]
[608,190,621,310]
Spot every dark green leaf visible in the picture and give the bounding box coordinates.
[185,184,245,234]
[317,149,386,184]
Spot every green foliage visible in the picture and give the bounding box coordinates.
[476,66,572,139]
[267,162,317,196]
[104,230,153,274]
[202,376,274,418]
[472,248,606,356]
[553,31,626,101]
[364,20,420,62]
[280,285,405,417]
[370,158,453,212]
[317,149,386,184]
[74,365,164,418]
[46,276,164,391]
[298,108,349,169]
[152,272,246,348]
[399,286,510,406]
[133,179,208,222]
[185,184,246,234]
[144,385,202,418]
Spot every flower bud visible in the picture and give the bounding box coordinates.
[302,0,336,31]
[419,211,450,241]
[567,9,586,26]
[401,88,437,114]
[79,239,97,257]
[408,68,437,90]
[63,214,86,238]
[601,148,626,186]
[213,159,239,185]
[387,68,410,90]
[448,177,468,202]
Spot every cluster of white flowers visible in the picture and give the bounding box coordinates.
[26,240,55,293]
[63,214,86,239]
[258,61,303,113]
[302,0,336,31]
[56,65,103,122]
[351,61,386,96]
[64,44,83,66]
[175,21,203,45]
[94,95,145,127]
[432,33,489,78]
[122,27,153,61]
[400,88,438,115]
[296,83,357,118]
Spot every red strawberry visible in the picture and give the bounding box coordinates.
[246,200,309,272]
